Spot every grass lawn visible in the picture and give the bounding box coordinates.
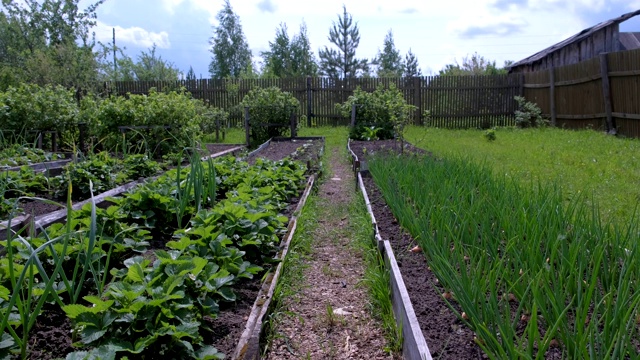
[405,126,640,224]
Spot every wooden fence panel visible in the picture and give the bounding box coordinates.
[105,75,521,129]
[607,50,640,137]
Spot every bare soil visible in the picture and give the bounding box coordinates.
[265,146,395,360]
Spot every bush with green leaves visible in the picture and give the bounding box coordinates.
[337,84,415,141]
[514,96,548,128]
[198,106,229,135]
[94,88,201,156]
[0,84,79,146]
[241,87,299,147]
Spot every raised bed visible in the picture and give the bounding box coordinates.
[349,139,487,360]
[0,142,319,359]
[348,139,432,360]
[0,145,245,240]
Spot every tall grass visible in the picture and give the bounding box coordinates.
[369,153,640,359]
[404,127,640,225]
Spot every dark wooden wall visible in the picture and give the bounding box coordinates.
[511,24,621,73]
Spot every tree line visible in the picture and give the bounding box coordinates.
[0,0,512,92]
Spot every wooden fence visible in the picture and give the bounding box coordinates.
[105,75,521,128]
[523,48,640,138]
[106,49,640,138]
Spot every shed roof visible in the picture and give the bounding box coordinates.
[509,9,640,68]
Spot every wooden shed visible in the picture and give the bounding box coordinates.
[509,9,640,73]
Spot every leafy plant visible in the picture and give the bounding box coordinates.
[514,96,547,128]
[338,84,415,142]
[241,87,299,147]
[0,84,79,147]
[483,128,496,141]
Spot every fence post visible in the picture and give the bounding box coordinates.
[549,66,557,127]
[78,123,87,155]
[306,77,312,127]
[244,106,250,147]
[413,77,422,125]
[599,53,615,133]
[290,112,297,138]
[350,104,357,128]
[51,132,57,153]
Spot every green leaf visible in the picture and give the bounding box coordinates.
[127,263,146,283]
[196,345,225,360]
[0,333,14,350]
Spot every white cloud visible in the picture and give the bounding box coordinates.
[94,21,171,49]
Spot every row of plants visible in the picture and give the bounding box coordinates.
[0,84,229,156]
[0,153,165,218]
[369,153,640,359]
[0,144,66,168]
[0,83,308,154]
[0,152,308,359]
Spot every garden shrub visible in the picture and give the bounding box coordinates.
[514,96,548,128]
[241,87,299,147]
[94,88,201,156]
[337,84,415,141]
[198,105,229,135]
[0,84,79,147]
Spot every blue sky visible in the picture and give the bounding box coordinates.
[87,0,640,78]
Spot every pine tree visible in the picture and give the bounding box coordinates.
[209,0,252,78]
[404,49,421,77]
[318,5,367,78]
[375,29,403,77]
[186,66,196,81]
[290,22,318,77]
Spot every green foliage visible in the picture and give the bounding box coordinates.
[103,44,181,82]
[369,153,640,359]
[374,30,403,78]
[94,88,201,156]
[318,5,368,78]
[0,152,307,358]
[0,145,64,167]
[241,87,299,146]
[209,0,252,78]
[438,52,509,76]
[0,0,105,89]
[483,128,496,141]
[338,84,415,140]
[514,96,547,128]
[261,22,318,78]
[403,49,421,77]
[198,106,229,135]
[0,84,79,146]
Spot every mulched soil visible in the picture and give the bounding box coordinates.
[207,278,262,356]
[247,138,324,166]
[24,138,323,359]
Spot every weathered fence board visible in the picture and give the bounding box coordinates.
[106,75,520,129]
[522,47,640,137]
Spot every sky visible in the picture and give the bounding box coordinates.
[85,0,640,78]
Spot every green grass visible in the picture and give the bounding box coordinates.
[369,153,640,359]
[405,126,640,224]
[201,127,245,144]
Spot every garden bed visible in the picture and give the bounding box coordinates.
[0,139,321,360]
[351,138,638,359]
[1,146,246,238]
[349,139,484,360]
[246,137,324,169]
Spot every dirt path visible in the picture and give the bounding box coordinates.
[266,146,393,360]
